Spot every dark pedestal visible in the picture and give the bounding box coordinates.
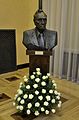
[26,50,52,75]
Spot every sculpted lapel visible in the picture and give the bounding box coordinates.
[31,29,39,46]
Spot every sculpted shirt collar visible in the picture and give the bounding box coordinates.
[35,27,46,39]
[35,27,47,47]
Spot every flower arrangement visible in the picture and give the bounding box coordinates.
[13,68,62,116]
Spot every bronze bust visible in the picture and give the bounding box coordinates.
[23,9,57,51]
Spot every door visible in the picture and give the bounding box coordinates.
[0,29,16,74]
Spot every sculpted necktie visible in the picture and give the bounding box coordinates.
[38,33,44,48]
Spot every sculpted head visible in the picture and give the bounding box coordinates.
[33,9,47,32]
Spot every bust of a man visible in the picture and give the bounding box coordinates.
[23,9,57,51]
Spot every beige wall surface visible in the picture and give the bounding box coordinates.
[0,0,37,65]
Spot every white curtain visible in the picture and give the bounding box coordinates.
[43,0,79,83]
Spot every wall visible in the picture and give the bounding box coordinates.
[0,0,37,65]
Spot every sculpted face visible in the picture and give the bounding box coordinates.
[34,11,47,32]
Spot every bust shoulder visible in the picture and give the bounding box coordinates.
[23,28,35,35]
[46,29,57,34]
[45,29,57,39]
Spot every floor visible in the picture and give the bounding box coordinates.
[0,68,79,120]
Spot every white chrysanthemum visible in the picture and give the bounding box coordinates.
[27,109,31,115]
[45,110,49,115]
[34,111,40,116]
[13,102,15,106]
[37,71,41,75]
[58,103,61,108]
[33,72,36,75]
[41,81,46,86]
[35,102,40,107]
[38,95,43,100]
[49,90,53,94]
[20,99,25,104]
[26,85,30,89]
[23,94,28,99]
[51,109,56,113]
[19,86,22,88]
[24,78,28,82]
[17,97,21,102]
[56,96,60,100]
[35,78,40,83]
[42,89,46,94]
[59,101,62,104]
[30,75,35,79]
[42,76,46,80]
[44,101,49,106]
[19,105,23,111]
[33,84,38,88]
[45,76,48,79]
[18,89,23,95]
[53,83,57,88]
[27,103,32,109]
[35,90,39,95]
[51,99,55,103]
[20,82,23,86]
[46,95,51,101]
[47,73,50,77]
[29,94,34,99]
[41,107,45,112]
[23,75,27,79]
[36,68,40,72]
[57,92,61,96]
[14,94,18,100]
[54,90,58,95]
[16,105,20,110]
[52,80,55,83]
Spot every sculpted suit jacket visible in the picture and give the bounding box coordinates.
[23,28,57,50]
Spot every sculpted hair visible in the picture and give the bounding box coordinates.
[33,9,47,20]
